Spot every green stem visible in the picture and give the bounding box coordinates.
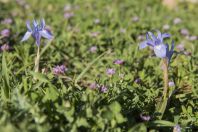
[156,58,169,120]
[34,46,40,72]
[163,58,169,100]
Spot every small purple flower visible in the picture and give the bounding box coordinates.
[180,28,189,36]
[89,82,97,89]
[114,59,124,65]
[21,19,53,46]
[1,29,10,37]
[90,32,100,37]
[94,19,100,24]
[173,18,182,25]
[1,18,12,25]
[173,124,181,132]
[188,35,197,41]
[163,24,170,30]
[89,46,97,53]
[140,113,151,121]
[134,78,141,84]
[137,34,145,41]
[120,28,126,33]
[176,43,185,51]
[100,85,108,93]
[64,12,74,19]
[139,30,174,61]
[1,44,10,51]
[168,81,175,87]
[53,65,68,75]
[184,51,192,56]
[132,16,139,22]
[64,5,72,11]
[106,68,116,75]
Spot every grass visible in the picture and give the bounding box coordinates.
[0,0,198,131]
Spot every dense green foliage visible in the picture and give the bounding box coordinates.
[0,0,197,131]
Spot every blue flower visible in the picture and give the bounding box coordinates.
[21,19,53,46]
[139,31,174,61]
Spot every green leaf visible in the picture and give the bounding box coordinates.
[129,123,147,132]
[76,118,89,127]
[1,52,10,99]
[109,101,121,113]
[74,51,109,89]
[30,71,49,83]
[115,113,126,123]
[156,98,168,120]
[43,86,59,101]
[150,120,175,127]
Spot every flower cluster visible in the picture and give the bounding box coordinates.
[52,65,68,75]
[139,31,174,62]
[1,29,10,37]
[106,68,116,75]
[89,82,108,93]
[114,59,124,65]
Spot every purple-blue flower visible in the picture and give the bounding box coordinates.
[168,81,175,87]
[176,43,184,51]
[1,44,10,51]
[173,124,181,132]
[1,29,10,37]
[106,68,116,75]
[173,18,182,25]
[100,85,108,93]
[1,18,12,25]
[140,113,151,121]
[114,59,124,65]
[21,19,53,46]
[64,12,74,19]
[139,31,174,61]
[180,28,189,36]
[134,78,141,84]
[53,65,68,75]
[89,46,97,53]
[94,18,100,24]
[89,82,97,89]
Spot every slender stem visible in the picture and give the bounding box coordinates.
[155,58,169,120]
[162,58,169,100]
[34,46,40,72]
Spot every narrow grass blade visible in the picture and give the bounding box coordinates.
[74,51,109,89]
[1,52,10,99]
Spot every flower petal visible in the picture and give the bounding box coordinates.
[154,44,167,58]
[148,32,157,41]
[146,40,155,47]
[146,33,149,40]
[26,21,32,31]
[21,31,32,42]
[35,33,41,46]
[40,19,45,29]
[33,19,38,28]
[40,29,53,40]
[157,30,163,42]
[139,41,148,49]
[162,33,171,39]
